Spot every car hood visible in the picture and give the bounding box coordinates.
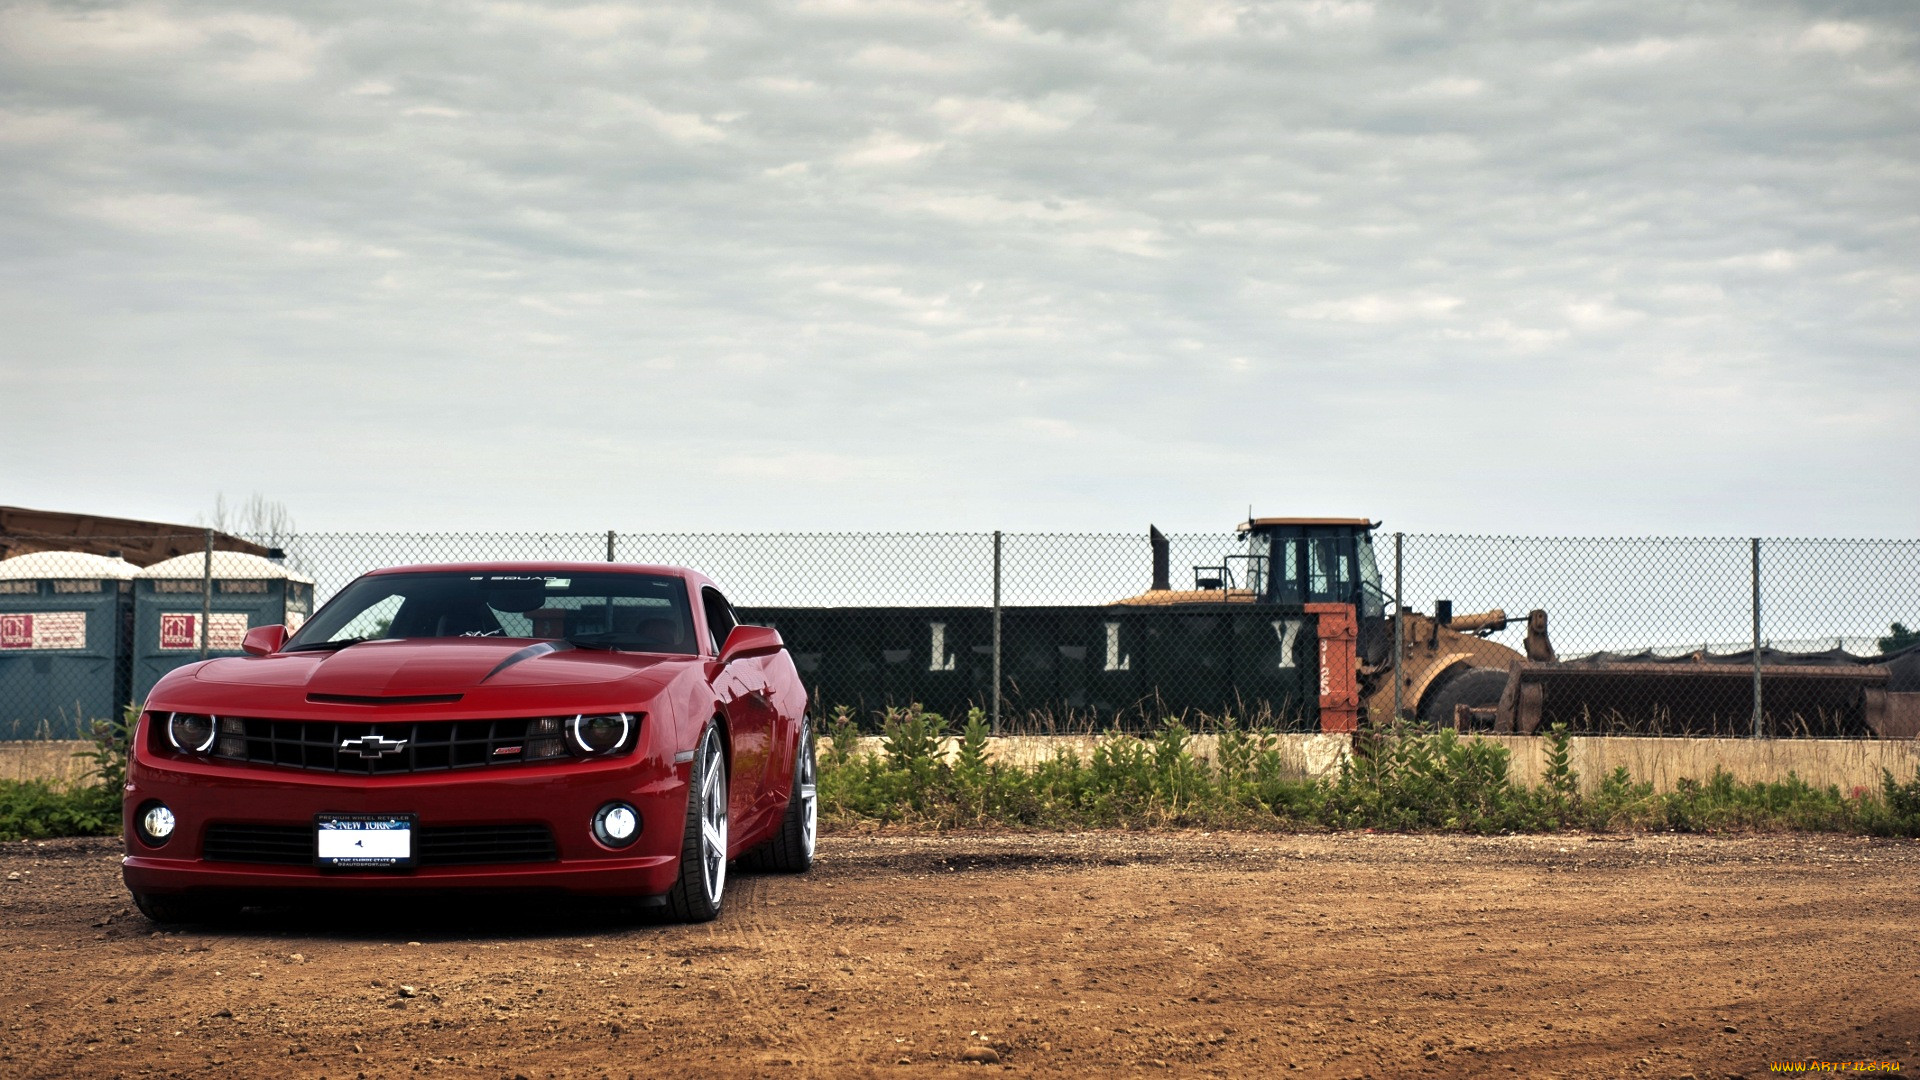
[173,638,686,712]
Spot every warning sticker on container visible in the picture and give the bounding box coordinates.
[0,612,87,651]
[158,612,250,651]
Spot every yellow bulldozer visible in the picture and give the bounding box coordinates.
[1120,518,1918,737]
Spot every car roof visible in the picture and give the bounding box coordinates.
[361,562,714,587]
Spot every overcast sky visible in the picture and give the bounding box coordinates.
[2,0,1916,536]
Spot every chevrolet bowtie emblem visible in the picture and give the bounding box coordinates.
[341,734,408,759]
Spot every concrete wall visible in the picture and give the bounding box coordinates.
[826,733,1347,780]
[825,733,1920,794]
[1485,735,1920,794]
[0,740,96,787]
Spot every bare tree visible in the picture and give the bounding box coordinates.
[198,493,296,539]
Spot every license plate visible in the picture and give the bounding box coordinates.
[315,814,414,869]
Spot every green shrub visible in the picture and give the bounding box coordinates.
[0,779,120,840]
[1578,766,1660,830]
[813,706,1920,838]
[1852,769,1920,837]
[14,699,1920,840]
[0,704,132,841]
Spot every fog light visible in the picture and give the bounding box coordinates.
[167,713,215,754]
[136,802,175,847]
[593,802,640,847]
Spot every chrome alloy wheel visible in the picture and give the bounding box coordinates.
[699,729,728,905]
[798,732,818,860]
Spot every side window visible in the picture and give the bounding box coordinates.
[701,587,738,655]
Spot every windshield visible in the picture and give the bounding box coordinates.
[1243,531,1270,597]
[1356,533,1387,619]
[286,571,697,654]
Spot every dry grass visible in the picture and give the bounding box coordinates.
[1489,734,1920,794]
[821,732,1920,796]
[823,732,1352,779]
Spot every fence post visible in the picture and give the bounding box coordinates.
[199,528,213,660]
[991,530,1003,736]
[1751,537,1763,739]
[606,530,615,562]
[1393,532,1404,723]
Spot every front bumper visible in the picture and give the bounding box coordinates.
[122,751,691,899]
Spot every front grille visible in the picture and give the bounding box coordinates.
[203,823,311,865]
[418,825,559,865]
[202,823,559,867]
[210,717,566,775]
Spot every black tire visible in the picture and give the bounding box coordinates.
[1419,667,1510,730]
[665,726,728,923]
[742,723,816,874]
[132,892,231,926]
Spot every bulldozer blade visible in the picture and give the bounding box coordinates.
[1496,661,1893,738]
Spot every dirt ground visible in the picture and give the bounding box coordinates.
[1,831,1915,1079]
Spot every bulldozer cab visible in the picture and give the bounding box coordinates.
[1232,518,1388,620]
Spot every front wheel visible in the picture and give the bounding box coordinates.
[743,722,816,873]
[1419,667,1510,730]
[665,726,729,923]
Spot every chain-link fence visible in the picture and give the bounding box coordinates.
[1390,535,1920,738]
[0,534,314,739]
[2,528,1915,739]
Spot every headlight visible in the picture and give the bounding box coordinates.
[216,717,247,758]
[522,713,637,760]
[525,716,568,760]
[570,713,631,754]
[166,713,216,754]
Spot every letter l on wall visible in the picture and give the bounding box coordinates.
[928,622,957,671]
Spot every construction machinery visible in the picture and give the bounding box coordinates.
[1121,518,1919,738]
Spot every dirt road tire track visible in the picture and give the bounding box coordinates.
[0,831,1915,1078]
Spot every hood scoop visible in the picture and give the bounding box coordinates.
[307,692,464,706]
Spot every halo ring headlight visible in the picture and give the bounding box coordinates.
[569,713,630,755]
[167,713,216,754]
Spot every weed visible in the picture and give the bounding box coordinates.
[813,706,1920,838]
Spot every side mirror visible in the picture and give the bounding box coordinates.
[720,624,783,664]
[241,624,288,657]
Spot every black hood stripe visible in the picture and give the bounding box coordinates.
[480,640,572,683]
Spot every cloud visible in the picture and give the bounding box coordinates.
[835,131,943,167]
[1287,293,1463,324]
[1795,21,1871,55]
[931,94,1094,135]
[0,0,1915,537]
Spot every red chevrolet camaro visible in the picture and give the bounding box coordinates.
[121,562,815,923]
